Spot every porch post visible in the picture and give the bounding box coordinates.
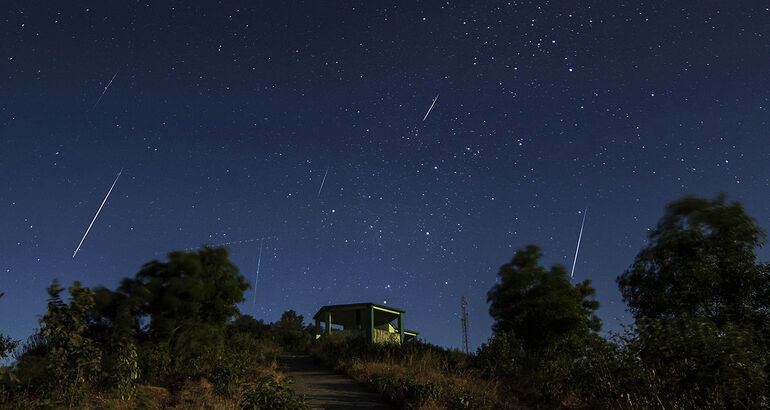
[368,304,374,342]
[398,312,404,344]
[325,309,332,336]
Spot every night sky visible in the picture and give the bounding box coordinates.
[2,2,768,351]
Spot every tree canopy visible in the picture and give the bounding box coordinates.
[112,246,250,381]
[487,244,601,352]
[617,195,770,330]
[120,246,250,345]
[617,195,770,407]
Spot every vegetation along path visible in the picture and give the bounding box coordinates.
[283,353,395,409]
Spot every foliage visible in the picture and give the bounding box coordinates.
[400,376,442,406]
[270,310,314,352]
[618,195,769,328]
[617,195,770,407]
[275,310,305,332]
[113,342,140,400]
[209,355,245,396]
[228,314,271,340]
[209,315,286,397]
[1,248,311,407]
[136,340,171,386]
[0,293,18,360]
[487,244,601,354]
[312,335,494,408]
[241,376,307,409]
[120,246,250,381]
[633,316,766,408]
[89,286,140,346]
[38,280,102,406]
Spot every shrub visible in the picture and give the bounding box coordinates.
[281,329,313,352]
[39,280,102,406]
[241,376,307,409]
[447,386,487,410]
[400,376,442,406]
[210,354,245,396]
[113,342,140,400]
[137,341,171,386]
[313,335,497,408]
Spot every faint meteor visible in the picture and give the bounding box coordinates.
[90,70,119,111]
[252,239,264,311]
[72,168,123,258]
[422,94,438,121]
[317,167,329,197]
[156,235,277,255]
[570,206,588,279]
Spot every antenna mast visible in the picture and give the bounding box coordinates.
[460,296,470,354]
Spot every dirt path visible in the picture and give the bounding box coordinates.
[282,354,395,409]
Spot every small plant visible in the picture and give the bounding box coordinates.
[398,376,442,406]
[242,376,307,409]
[210,355,245,395]
[447,389,481,409]
[114,342,140,400]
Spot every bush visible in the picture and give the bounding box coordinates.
[39,281,102,406]
[446,386,487,410]
[474,330,520,379]
[368,373,397,397]
[313,335,496,408]
[281,330,313,352]
[210,355,246,396]
[400,376,442,406]
[242,376,307,409]
[111,342,141,400]
[137,341,171,386]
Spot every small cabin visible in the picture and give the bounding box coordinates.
[313,302,418,344]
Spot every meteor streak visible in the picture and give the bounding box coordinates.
[422,94,438,121]
[570,206,588,279]
[90,70,119,111]
[252,239,263,311]
[317,167,329,197]
[72,168,123,258]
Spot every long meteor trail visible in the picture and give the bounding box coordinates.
[570,206,588,279]
[317,167,329,197]
[422,94,438,121]
[90,70,119,111]
[72,168,123,258]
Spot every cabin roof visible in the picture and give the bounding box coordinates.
[312,302,405,320]
[312,302,417,331]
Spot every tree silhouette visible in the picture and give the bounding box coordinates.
[487,245,601,352]
[618,194,769,332]
[617,195,770,407]
[119,246,250,378]
[39,280,102,406]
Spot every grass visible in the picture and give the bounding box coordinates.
[310,334,502,409]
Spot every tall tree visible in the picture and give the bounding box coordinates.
[123,246,249,341]
[617,195,769,407]
[617,195,769,330]
[487,245,601,352]
[119,246,250,376]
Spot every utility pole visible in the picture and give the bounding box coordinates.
[461,296,470,354]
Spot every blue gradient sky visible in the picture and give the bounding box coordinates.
[1,1,768,350]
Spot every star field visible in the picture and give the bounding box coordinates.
[1,1,769,350]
